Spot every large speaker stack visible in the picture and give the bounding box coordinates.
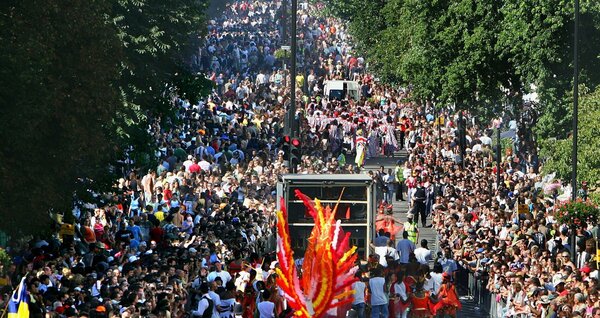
[277,174,377,261]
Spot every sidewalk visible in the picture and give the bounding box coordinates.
[364,153,488,318]
[363,151,437,261]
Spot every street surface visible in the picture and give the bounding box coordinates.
[364,151,488,318]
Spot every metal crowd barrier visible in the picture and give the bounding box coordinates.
[457,266,502,317]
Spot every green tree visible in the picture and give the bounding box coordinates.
[498,0,600,140]
[110,0,211,168]
[0,0,123,236]
[0,0,211,237]
[540,86,600,185]
[329,0,518,118]
[321,0,387,66]
[326,0,600,126]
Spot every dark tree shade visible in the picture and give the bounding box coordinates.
[0,0,123,236]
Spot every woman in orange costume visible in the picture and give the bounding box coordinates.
[408,282,437,318]
[375,205,403,240]
[433,272,461,317]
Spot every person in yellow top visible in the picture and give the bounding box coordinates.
[404,213,419,244]
[295,73,305,92]
[252,115,263,129]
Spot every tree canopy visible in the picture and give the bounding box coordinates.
[0,0,210,237]
[540,85,600,186]
[326,0,600,123]
[325,0,600,184]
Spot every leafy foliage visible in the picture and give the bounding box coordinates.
[540,86,600,185]
[0,0,210,237]
[109,0,210,162]
[0,0,123,236]
[498,0,600,140]
[274,48,291,60]
[325,0,600,126]
[0,248,10,273]
[554,199,599,226]
[325,0,600,186]
[322,0,388,76]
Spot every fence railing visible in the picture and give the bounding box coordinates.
[456,266,505,318]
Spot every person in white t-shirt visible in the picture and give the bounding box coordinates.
[390,272,408,318]
[183,155,194,171]
[351,272,367,318]
[372,239,398,268]
[424,263,444,296]
[480,134,492,146]
[414,239,432,265]
[207,261,232,284]
[369,267,389,317]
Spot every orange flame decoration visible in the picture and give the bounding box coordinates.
[276,189,359,317]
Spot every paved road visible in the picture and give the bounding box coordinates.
[363,151,438,259]
[364,152,489,318]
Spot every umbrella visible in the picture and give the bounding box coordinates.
[544,182,562,195]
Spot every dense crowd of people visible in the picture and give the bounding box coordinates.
[1,0,599,318]
[0,1,367,317]
[387,108,600,317]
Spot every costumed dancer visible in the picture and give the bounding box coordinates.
[355,130,367,168]
[408,282,437,318]
[241,266,258,318]
[375,205,403,241]
[433,272,461,317]
[367,124,380,159]
[382,121,398,157]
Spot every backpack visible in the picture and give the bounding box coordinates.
[201,296,214,318]
[533,232,546,247]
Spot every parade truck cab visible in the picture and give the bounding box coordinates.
[324,80,361,101]
[276,174,377,261]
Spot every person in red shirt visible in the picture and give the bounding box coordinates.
[555,281,568,297]
[149,223,165,245]
[188,158,201,173]
[163,185,173,203]
[399,115,408,149]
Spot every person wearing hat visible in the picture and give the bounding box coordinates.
[375,205,402,241]
[207,260,232,284]
[534,295,552,317]
[403,213,418,244]
[412,182,428,227]
[433,272,461,317]
[554,280,567,297]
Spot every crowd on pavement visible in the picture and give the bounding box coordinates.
[0,1,369,318]
[390,107,600,317]
[1,1,599,318]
